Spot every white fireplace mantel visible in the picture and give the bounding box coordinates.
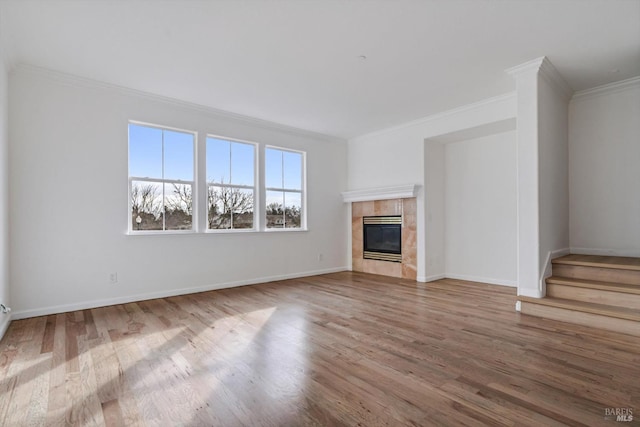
[341,184,420,203]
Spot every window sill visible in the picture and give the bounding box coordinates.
[127,228,309,236]
[205,228,259,234]
[127,230,197,236]
[264,227,308,233]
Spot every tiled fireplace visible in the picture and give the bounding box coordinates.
[352,198,417,280]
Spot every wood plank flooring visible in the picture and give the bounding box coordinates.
[1,272,639,426]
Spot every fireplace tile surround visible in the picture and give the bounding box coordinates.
[352,198,417,280]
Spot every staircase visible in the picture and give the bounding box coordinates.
[519,254,640,336]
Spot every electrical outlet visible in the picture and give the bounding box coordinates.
[318,253,324,262]
[109,272,118,284]
[0,303,11,314]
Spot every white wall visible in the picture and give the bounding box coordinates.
[424,142,445,281]
[509,57,571,298]
[569,78,640,256]
[0,31,10,337]
[444,131,517,286]
[9,66,348,318]
[537,71,570,290]
[512,64,541,298]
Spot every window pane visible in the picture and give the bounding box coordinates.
[208,186,254,230]
[165,183,193,230]
[129,125,162,178]
[266,190,285,228]
[131,180,163,230]
[231,142,255,186]
[164,130,194,181]
[208,185,229,229]
[265,148,283,188]
[284,192,302,228]
[231,188,254,229]
[207,138,231,184]
[283,151,302,190]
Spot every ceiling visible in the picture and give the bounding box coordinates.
[1,0,639,140]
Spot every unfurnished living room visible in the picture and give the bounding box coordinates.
[0,1,639,426]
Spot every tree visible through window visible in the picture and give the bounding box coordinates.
[128,123,195,231]
[265,147,304,229]
[207,137,256,230]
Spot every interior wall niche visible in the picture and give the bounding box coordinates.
[352,198,417,280]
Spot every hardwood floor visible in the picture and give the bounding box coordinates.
[1,272,638,426]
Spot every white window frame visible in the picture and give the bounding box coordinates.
[128,121,197,234]
[264,146,307,231]
[206,135,258,232]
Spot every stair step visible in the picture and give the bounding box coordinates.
[545,279,640,310]
[519,297,640,337]
[552,254,640,271]
[552,260,640,286]
[526,254,640,336]
[546,276,640,294]
[519,296,640,321]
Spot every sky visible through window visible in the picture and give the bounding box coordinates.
[129,125,194,181]
[265,148,302,190]
[207,137,254,186]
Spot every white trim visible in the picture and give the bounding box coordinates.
[538,57,573,101]
[420,274,445,283]
[264,146,306,230]
[351,92,516,142]
[127,229,197,236]
[342,184,420,203]
[206,135,258,231]
[506,56,573,101]
[10,266,350,320]
[446,273,517,288]
[539,247,570,296]
[570,247,640,258]
[505,56,546,77]
[518,289,542,298]
[515,301,522,312]
[571,76,640,102]
[15,63,346,144]
[0,314,11,341]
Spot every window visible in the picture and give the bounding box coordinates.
[265,147,304,229]
[207,137,256,230]
[128,123,195,232]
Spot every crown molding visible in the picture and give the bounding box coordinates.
[571,76,640,103]
[505,56,546,77]
[350,91,516,142]
[13,63,346,145]
[506,56,573,101]
[342,184,420,203]
[538,57,573,101]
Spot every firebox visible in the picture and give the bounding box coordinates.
[363,216,402,262]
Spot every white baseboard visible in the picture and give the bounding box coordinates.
[570,247,640,257]
[445,273,517,288]
[419,274,445,283]
[518,289,543,298]
[11,266,350,320]
[0,314,12,342]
